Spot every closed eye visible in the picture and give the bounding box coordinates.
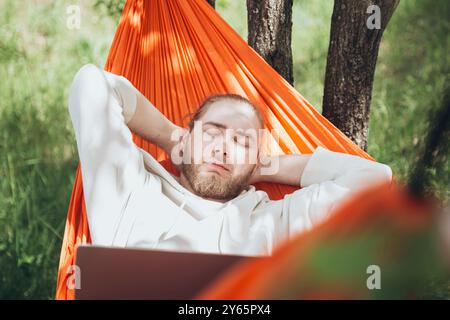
[204,127,221,136]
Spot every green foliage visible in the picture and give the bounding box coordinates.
[0,0,448,299]
[0,0,115,299]
[369,0,450,200]
[94,0,125,22]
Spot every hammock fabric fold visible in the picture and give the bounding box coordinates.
[56,0,371,300]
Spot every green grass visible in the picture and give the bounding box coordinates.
[0,0,448,299]
[0,0,115,299]
[369,0,449,200]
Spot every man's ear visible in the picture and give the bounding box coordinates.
[256,150,266,167]
[248,162,260,185]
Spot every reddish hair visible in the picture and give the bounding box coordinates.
[187,94,264,131]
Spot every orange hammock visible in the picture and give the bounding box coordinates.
[56,0,371,300]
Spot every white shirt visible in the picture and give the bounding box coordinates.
[68,64,392,256]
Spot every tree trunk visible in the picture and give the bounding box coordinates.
[206,0,215,9]
[247,0,294,85]
[322,0,399,151]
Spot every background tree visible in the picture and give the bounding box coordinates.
[247,0,294,85]
[207,0,215,9]
[322,0,400,150]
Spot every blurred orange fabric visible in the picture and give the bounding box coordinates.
[196,182,442,299]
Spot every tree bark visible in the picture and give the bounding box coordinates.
[247,0,294,85]
[322,0,400,150]
[206,0,215,9]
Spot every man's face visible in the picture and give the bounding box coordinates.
[180,100,262,201]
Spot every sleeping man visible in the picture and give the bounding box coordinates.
[68,64,392,256]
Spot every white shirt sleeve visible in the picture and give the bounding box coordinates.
[67,64,146,245]
[283,146,392,237]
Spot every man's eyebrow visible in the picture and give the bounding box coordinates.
[203,121,228,130]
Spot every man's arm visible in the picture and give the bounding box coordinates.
[251,148,391,189]
[68,64,180,244]
[102,70,182,154]
[250,154,312,185]
[269,147,392,238]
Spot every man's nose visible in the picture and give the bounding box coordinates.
[211,139,228,160]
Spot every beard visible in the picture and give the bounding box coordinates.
[180,163,255,201]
